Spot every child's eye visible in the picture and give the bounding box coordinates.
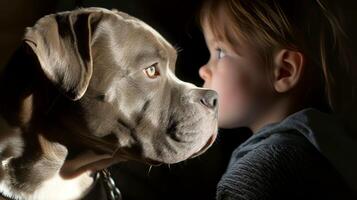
[216,48,226,59]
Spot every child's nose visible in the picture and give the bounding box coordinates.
[199,65,211,81]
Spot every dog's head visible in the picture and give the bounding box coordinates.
[21,7,218,165]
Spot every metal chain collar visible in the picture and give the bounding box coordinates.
[99,169,123,200]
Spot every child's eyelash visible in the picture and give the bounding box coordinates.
[215,48,226,59]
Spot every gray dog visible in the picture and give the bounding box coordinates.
[0,7,218,200]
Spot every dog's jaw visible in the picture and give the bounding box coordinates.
[59,150,126,179]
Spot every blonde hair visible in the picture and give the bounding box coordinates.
[199,0,357,134]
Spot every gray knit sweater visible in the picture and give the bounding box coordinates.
[217,108,357,200]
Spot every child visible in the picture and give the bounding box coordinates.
[198,0,357,199]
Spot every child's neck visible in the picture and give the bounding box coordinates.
[250,99,305,134]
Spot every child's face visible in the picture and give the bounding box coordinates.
[199,24,274,129]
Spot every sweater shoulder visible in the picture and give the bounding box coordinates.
[217,143,312,199]
[217,134,353,200]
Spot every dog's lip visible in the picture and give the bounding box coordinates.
[144,158,163,166]
[142,133,217,165]
[190,133,217,158]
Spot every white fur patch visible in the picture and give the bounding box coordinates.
[0,168,94,200]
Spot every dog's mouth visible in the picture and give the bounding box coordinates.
[144,158,163,166]
[190,133,217,158]
[142,133,217,166]
[110,109,218,166]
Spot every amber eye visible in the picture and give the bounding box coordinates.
[144,64,160,79]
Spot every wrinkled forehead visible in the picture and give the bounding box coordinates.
[112,9,177,64]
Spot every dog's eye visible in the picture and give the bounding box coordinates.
[144,64,160,79]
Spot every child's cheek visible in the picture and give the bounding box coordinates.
[213,71,252,112]
[227,75,252,109]
[212,78,248,128]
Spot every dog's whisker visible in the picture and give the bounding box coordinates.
[147,165,153,176]
[111,145,121,157]
[174,44,183,53]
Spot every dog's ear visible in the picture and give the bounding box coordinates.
[24,11,103,101]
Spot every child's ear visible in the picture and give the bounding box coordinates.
[273,49,305,93]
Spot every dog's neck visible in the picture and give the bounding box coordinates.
[0,51,125,199]
[0,116,121,200]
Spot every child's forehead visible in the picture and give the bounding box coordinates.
[202,20,227,44]
[202,24,217,43]
[202,19,244,50]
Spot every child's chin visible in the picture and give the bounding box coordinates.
[219,111,252,128]
[218,119,241,129]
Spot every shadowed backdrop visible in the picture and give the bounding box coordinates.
[0,1,356,199]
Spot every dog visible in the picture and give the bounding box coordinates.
[0,7,218,200]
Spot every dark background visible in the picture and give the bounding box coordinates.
[0,1,356,200]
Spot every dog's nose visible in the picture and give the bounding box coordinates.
[200,90,218,109]
[187,89,218,110]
